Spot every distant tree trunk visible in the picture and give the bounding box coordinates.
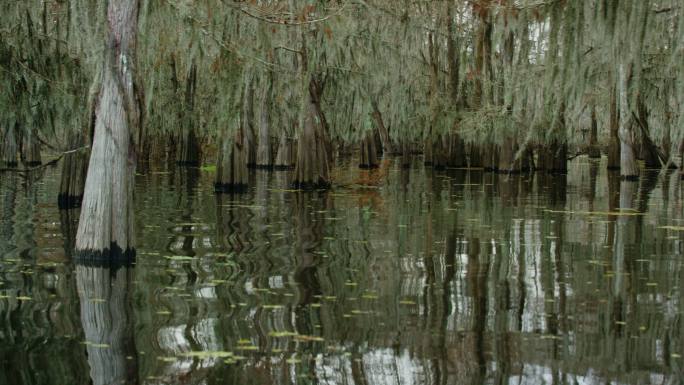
[469,144,483,168]
[498,137,520,173]
[635,96,660,169]
[447,133,467,168]
[371,102,393,155]
[680,139,684,179]
[75,0,140,261]
[607,85,620,169]
[20,129,41,166]
[215,125,248,193]
[423,137,434,166]
[256,77,273,169]
[243,78,257,167]
[618,65,638,180]
[483,143,499,172]
[400,140,411,169]
[359,132,378,169]
[58,133,89,209]
[292,86,330,189]
[538,141,567,173]
[274,130,294,170]
[1,123,19,166]
[177,62,200,166]
[587,106,601,158]
[432,136,447,170]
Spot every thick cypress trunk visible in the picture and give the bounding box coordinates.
[1,123,19,166]
[292,97,330,189]
[255,83,272,169]
[20,130,41,166]
[607,85,620,169]
[274,130,294,170]
[359,132,378,169]
[58,133,89,209]
[214,128,248,193]
[75,0,140,261]
[618,66,639,180]
[587,106,601,158]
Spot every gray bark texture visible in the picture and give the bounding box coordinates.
[75,0,140,260]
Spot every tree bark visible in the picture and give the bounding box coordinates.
[58,133,89,209]
[75,0,140,261]
[1,123,19,166]
[243,77,257,167]
[292,92,330,189]
[20,129,41,166]
[371,102,393,155]
[618,65,639,180]
[215,126,248,193]
[274,130,294,170]
[587,106,601,158]
[359,131,379,169]
[498,136,520,173]
[177,62,201,166]
[607,85,621,169]
[256,76,273,169]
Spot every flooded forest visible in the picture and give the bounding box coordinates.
[1,1,684,384]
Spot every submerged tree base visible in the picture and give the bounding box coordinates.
[74,244,136,265]
[214,183,248,193]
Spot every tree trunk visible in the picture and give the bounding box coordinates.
[498,136,520,173]
[635,96,661,169]
[177,62,200,166]
[400,140,411,169]
[75,0,140,261]
[292,95,330,189]
[215,127,248,193]
[432,136,447,170]
[483,143,499,172]
[58,133,89,209]
[359,132,378,169]
[447,132,467,168]
[243,78,257,167]
[469,144,483,168]
[607,85,620,169]
[423,137,434,166]
[587,106,601,158]
[20,129,41,166]
[256,78,273,169]
[1,123,19,166]
[371,102,393,155]
[618,65,639,180]
[274,130,294,170]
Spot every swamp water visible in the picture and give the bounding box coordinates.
[1,158,683,385]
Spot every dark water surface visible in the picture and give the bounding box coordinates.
[1,158,684,385]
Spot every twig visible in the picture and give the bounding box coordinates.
[0,145,89,173]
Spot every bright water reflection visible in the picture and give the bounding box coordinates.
[1,158,684,385]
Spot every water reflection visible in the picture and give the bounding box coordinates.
[76,262,137,385]
[1,159,684,384]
